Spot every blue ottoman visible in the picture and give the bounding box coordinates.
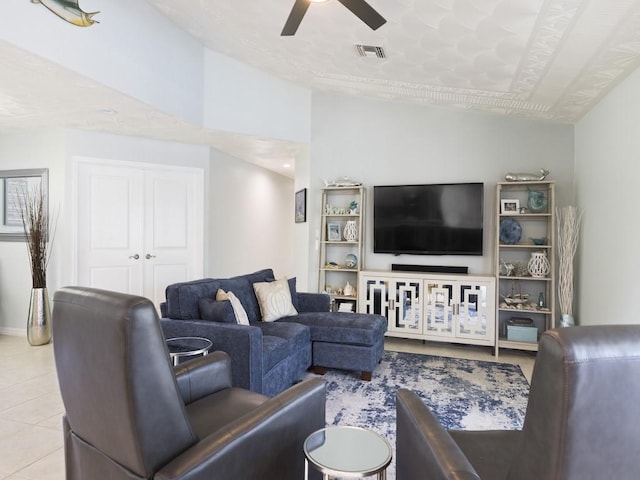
[278,312,387,380]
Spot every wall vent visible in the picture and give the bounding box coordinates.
[356,44,385,58]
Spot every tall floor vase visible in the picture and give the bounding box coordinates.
[27,287,52,346]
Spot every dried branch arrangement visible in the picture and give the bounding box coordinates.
[556,206,582,316]
[19,185,54,289]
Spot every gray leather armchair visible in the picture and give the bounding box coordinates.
[52,286,326,480]
[397,325,640,480]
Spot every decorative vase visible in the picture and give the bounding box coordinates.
[27,287,52,346]
[527,252,550,278]
[527,190,547,213]
[560,313,575,327]
[343,221,358,242]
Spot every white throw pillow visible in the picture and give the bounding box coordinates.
[216,289,250,326]
[253,278,298,322]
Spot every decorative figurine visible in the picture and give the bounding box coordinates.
[505,168,550,182]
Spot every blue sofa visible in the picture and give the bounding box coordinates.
[160,268,387,397]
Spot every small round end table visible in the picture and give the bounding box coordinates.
[304,426,392,479]
[166,336,212,366]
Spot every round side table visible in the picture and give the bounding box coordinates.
[166,336,212,366]
[304,426,392,479]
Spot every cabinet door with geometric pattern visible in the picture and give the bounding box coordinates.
[388,279,422,334]
[456,280,495,344]
[423,281,455,338]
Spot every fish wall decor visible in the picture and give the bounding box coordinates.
[31,0,99,27]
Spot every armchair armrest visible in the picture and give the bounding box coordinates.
[396,389,480,480]
[174,351,232,404]
[160,318,264,393]
[297,292,331,312]
[155,378,326,480]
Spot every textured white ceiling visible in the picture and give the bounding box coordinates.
[2,0,640,178]
[148,0,640,121]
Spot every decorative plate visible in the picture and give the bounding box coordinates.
[345,254,358,269]
[500,218,522,245]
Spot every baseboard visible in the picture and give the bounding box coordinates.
[0,326,25,337]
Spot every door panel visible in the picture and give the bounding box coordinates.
[78,163,144,296]
[77,159,203,307]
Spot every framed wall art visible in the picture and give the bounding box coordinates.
[295,188,307,223]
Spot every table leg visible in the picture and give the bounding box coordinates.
[377,469,386,480]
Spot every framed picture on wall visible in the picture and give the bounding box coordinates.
[295,188,307,223]
[327,223,341,241]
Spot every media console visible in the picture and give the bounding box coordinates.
[358,270,495,348]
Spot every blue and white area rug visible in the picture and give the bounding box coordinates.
[306,350,530,479]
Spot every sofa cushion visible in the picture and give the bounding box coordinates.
[165,278,222,320]
[217,269,275,321]
[255,322,311,372]
[278,312,387,346]
[164,269,274,321]
[198,298,236,324]
[216,290,250,325]
[253,278,298,322]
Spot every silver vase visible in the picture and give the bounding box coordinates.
[27,287,52,346]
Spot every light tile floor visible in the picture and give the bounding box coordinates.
[0,335,535,479]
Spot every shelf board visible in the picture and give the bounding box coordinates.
[323,214,360,218]
[498,338,539,351]
[498,243,552,248]
[321,267,359,273]
[322,241,359,245]
[498,307,552,315]
[330,295,358,301]
[498,275,552,281]
[499,213,551,218]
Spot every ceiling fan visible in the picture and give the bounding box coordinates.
[281,0,386,36]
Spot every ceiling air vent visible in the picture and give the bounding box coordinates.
[356,44,385,58]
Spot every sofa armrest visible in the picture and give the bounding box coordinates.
[155,378,326,480]
[396,389,480,480]
[174,351,232,404]
[160,318,264,394]
[297,292,330,313]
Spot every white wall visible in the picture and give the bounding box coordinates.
[0,130,67,335]
[0,129,211,333]
[1,0,204,123]
[203,50,311,142]
[574,66,640,326]
[209,148,294,279]
[300,93,575,291]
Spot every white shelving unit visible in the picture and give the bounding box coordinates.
[495,181,556,356]
[319,186,365,312]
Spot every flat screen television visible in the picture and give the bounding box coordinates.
[373,183,484,256]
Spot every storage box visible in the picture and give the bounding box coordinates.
[507,324,538,343]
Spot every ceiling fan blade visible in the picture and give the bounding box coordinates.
[281,0,311,36]
[337,0,386,30]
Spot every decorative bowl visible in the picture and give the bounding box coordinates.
[530,237,547,245]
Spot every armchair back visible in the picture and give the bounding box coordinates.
[508,325,640,479]
[53,287,197,478]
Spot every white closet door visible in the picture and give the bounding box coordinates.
[143,168,203,306]
[76,159,203,306]
[77,162,145,296]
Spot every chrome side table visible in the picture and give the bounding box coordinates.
[166,336,212,366]
[304,426,392,479]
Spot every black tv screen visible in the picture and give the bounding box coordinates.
[373,183,484,255]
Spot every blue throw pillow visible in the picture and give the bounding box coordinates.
[198,297,236,323]
[288,277,299,311]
